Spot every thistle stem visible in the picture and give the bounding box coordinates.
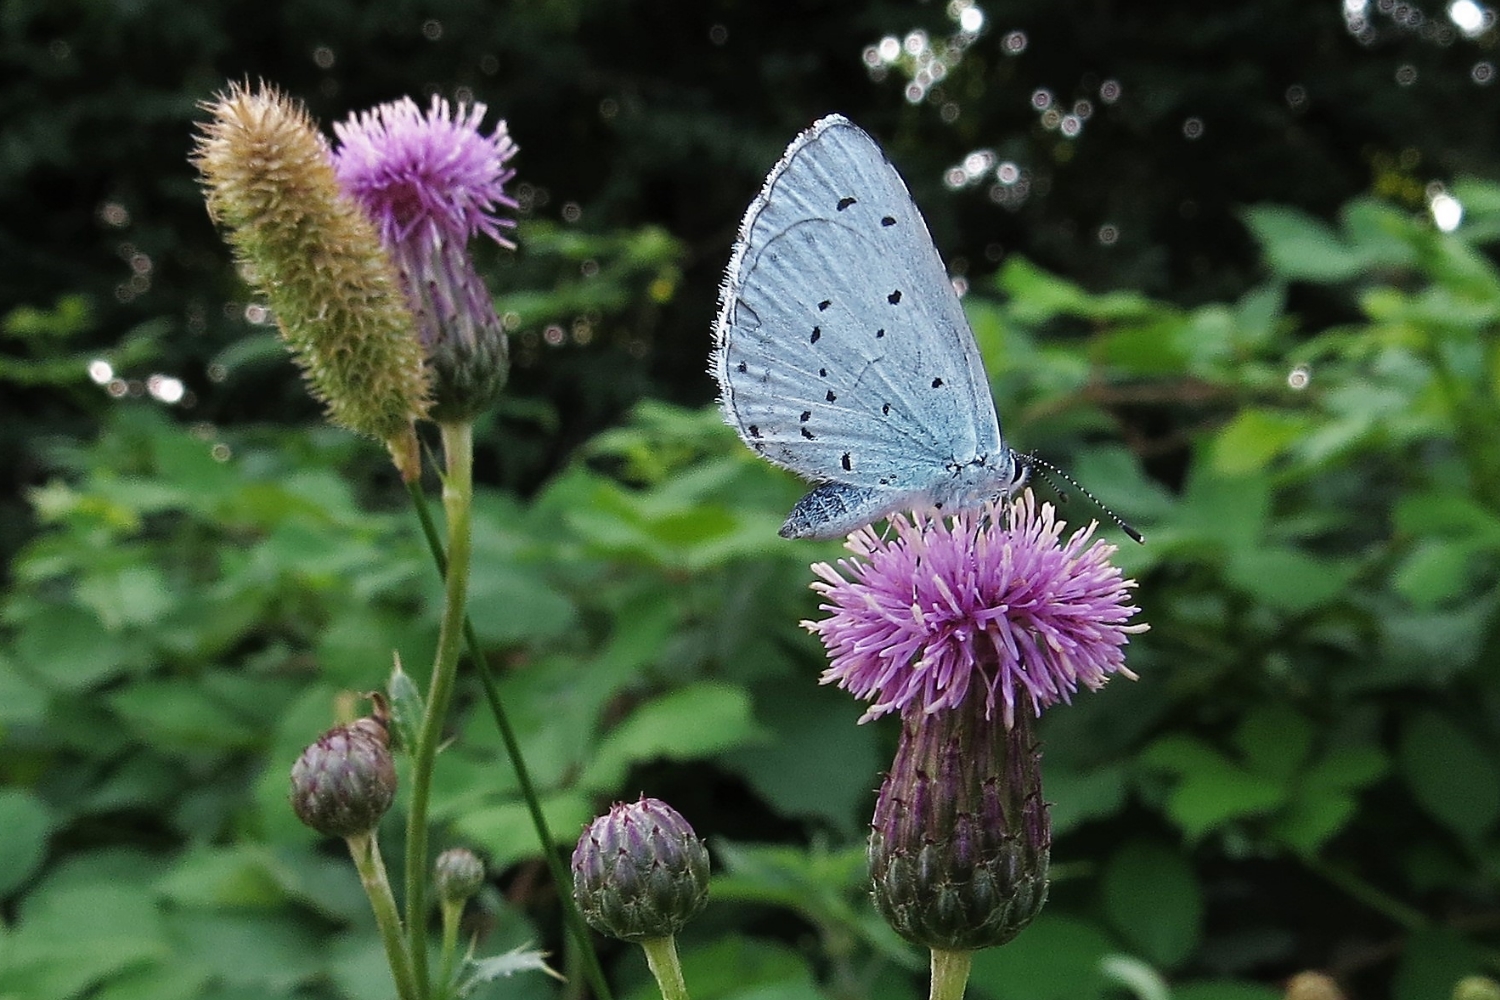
[403,476,614,1000]
[437,899,463,1000]
[928,949,973,1000]
[639,935,691,1000]
[404,420,475,998]
[347,831,420,1000]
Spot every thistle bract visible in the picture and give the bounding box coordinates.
[570,797,710,943]
[869,694,1049,951]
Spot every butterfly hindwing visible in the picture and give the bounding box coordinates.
[713,115,1004,494]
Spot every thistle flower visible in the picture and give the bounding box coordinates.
[805,490,1146,727]
[289,714,397,839]
[192,83,429,477]
[570,797,710,943]
[332,96,518,423]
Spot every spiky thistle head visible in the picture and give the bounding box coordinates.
[332,96,518,423]
[805,490,1147,727]
[191,81,429,477]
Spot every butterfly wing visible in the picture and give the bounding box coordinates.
[713,114,1004,501]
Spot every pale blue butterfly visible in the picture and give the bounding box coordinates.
[713,114,1029,540]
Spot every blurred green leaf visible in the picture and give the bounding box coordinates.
[968,915,1113,1000]
[1399,713,1500,843]
[581,682,764,790]
[1393,927,1481,1000]
[0,789,52,896]
[1101,841,1203,968]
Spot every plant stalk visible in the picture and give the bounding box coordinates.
[404,419,475,998]
[437,899,463,1000]
[639,935,691,1000]
[928,949,973,1000]
[347,831,420,1000]
[403,476,613,1000]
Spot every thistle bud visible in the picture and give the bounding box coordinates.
[570,797,710,943]
[290,714,397,838]
[868,694,1050,952]
[435,847,486,905]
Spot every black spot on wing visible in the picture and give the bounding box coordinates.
[810,326,821,344]
[836,196,857,211]
[875,327,885,339]
[819,368,828,378]
[881,216,896,227]
[888,289,902,305]
[841,453,852,471]
[825,390,836,402]
[748,424,761,438]
[882,402,890,415]
[801,427,816,440]
[931,377,944,388]
[800,411,811,422]
[818,300,831,311]
[736,361,747,373]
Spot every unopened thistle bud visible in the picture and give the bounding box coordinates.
[290,714,397,839]
[570,797,710,943]
[435,847,486,905]
[191,82,429,476]
[869,694,1050,952]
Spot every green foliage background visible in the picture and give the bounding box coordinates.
[4,3,1500,1000]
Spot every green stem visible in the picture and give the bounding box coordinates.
[437,899,463,1000]
[639,935,690,1000]
[347,832,420,1000]
[1302,856,1428,930]
[928,949,973,1000]
[404,420,475,999]
[402,478,614,1000]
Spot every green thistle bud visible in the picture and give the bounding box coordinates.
[868,694,1050,952]
[435,847,486,905]
[290,714,397,839]
[570,797,710,943]
[191,82,429,477]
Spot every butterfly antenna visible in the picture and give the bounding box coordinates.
[1024,454,1145,544]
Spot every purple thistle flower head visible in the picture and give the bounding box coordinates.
[805,490,1147,727]
[330,95,518,422]
[331,95,518,250]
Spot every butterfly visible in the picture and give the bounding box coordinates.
[712,113,1030,540]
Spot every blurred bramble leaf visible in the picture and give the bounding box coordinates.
[1139,735,1286,839]
[9,603,134,691]
[968,915,1114,1000]
[718,681,880,836]
[1392,927,1482,1000]
[1101,840,1203,968]
[1399,712,1500,844]
[1208,409,1311,476]
[0,789,52,896]
[580,681,764,790]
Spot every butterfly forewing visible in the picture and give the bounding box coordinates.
[714,115,1003,492]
